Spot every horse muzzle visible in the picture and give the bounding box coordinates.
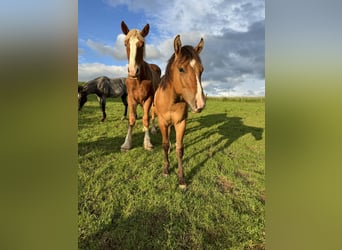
[191,93,206,113]
[191,106,205,114]
[128,66,140,78]
[190,102,205,113]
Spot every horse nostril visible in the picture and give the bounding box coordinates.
[136,67,140,75]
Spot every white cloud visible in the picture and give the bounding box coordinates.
[106,0,264,35]
[85,35,164,61]
[80,0,265,96]
[78,63,127,82]
[204,78,265,97]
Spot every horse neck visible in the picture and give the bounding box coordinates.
[162,78,181,105]
[137,61,150,81]
[82,81,96,95]
[84,79,106,96]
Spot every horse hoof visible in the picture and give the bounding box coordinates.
[121,145,131,152]
[151,127,157,134]
[144,145,153,151]
[179,184,187,190]
[163,172,169,177]
[121,116,127,121]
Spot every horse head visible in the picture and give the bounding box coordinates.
[168,35,206,113]
[121,21,149,78]
[78,85,87,110]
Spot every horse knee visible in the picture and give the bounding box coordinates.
[128,113,136,125]
[176,146,184,158]
[162,142,170,152]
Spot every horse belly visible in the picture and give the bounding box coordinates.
[109,86,123,97]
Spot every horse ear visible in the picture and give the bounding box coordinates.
[174,35,182,56]
[140,24,150,37]
[121,21,129,35]
[194,38,204,54]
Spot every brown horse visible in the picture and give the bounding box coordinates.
[154,35,205,189]
[120,21,161,151]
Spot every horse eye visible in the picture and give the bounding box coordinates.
[179,67,185,73]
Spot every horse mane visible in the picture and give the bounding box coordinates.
[161,45,202,90]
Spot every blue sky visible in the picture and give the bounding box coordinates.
[78,0,265,96]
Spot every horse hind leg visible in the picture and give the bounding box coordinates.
[150,104,157,134]
[142,98,153,150]
[121,94,128,120]
[143,127,153,151]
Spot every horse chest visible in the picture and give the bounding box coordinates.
[128,80,153,103]
[164,102,187,124]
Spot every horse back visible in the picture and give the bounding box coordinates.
[148,63,161,92]
[108,77,126,97]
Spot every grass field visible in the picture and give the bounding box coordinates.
[78,95,265,249]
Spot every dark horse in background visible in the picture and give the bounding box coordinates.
[154,35,205,189]
[78,76,128,122]
[120,21,161,151]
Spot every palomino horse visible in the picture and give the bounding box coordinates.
[154,35,205,189]
[120,21,161,151]
[78,76,128,122]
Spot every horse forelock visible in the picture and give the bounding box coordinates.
[124,29,145,44]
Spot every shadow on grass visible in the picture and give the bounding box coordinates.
[78,113,265,249]
[79,206,171,249]
[78,205,236,249]
[78,130,160,157]
[78,135,125,157]
[184,113,264,184]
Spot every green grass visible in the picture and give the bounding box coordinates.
[78,95,265,249]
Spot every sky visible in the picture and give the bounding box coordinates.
[78,0,265,97]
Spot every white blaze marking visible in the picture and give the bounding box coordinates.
[196,75,203,99]
[190,59,204,108]
[129,36,139,74]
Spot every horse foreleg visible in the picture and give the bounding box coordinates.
[98,96,106,122]
[142,98,153,150]
[159,123,170,176]
[150,104,157,134]
[175,120,186,189]
[121,102,137,151]
[121,93,128,120]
